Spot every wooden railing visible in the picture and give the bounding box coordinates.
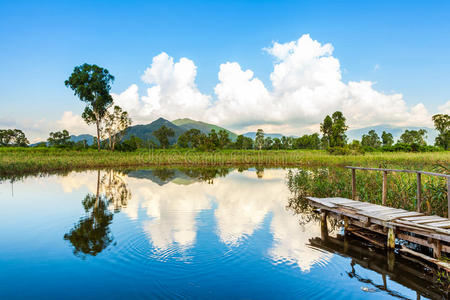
[345,166,450,217]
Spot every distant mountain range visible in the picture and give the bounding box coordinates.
[242,132,297,140]
[31,119,438,146]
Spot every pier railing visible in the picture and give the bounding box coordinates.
[345,166,450,217]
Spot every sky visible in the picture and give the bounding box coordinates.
[1,0,450,142]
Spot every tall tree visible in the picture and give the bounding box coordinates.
[218,129,231,149]
[381,131,394,147]
[255,129,264,150]
[103,105,132,151]
[153,125,175,148]
[0,129,29,147]
[361,130,381,148]
[320,115,333,148]
[399,129,427,146]
[65,64,115,151]
[330,111,348,147]
[48,129,71,147]
[432,114,450,150]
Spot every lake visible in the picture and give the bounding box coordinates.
[0,168,444,299]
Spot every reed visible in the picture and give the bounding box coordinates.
[0,147,448,176]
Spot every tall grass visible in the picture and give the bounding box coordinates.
[287,167,449,217]
[0,147,448,176]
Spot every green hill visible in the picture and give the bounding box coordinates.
[172,118,238,141]
[123,117,185,146]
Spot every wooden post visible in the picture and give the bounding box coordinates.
[382,171,388,206]
[432,240,442,259]
[387,227,395,249]
[321,211,328,241]
[416,173,422,212]
[447,177,450,219]
[352,169,357,200]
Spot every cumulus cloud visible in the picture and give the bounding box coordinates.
[439,101,450,114]
[111,34,436,134]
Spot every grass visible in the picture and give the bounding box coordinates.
[287,167,450,217]
[0,147,449,177]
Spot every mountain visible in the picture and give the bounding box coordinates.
[347,124,438,144]
[30,134,95,146]
[122,117,185,145]
[243,132,298,140]
[70,134,95,145]
[172,118,238,141]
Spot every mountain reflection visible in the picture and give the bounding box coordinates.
[61,167,330,271]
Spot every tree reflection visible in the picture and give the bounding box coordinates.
[64,170,131,257]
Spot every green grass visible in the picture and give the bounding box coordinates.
[0,147,449,176]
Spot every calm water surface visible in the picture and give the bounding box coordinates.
[0,168,444,299]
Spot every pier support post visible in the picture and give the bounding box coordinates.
[447,177,450,219]
[382,171,388,205]
[351,169,357,200]
[432,240,442,259]
[321,211,328,241]
[387,227,395,249]
[416,173,422,212]
[387,250,395,272]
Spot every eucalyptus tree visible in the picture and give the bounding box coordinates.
[103,105,132,151]
[65,64,115,151]
[255,129,264,150]
[0,129,29,147]
[432,114,450,150]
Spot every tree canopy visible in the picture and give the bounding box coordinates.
[65,64,115,150]
[153,125,175,148]
[432,114,450,150]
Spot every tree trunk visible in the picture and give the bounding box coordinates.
[96,118,101,151]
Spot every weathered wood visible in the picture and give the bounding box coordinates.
[345,166,450,178]
[351,169,356,200]
[426,221,450,228]
[401,215,443,222]
[416,173,422,212]
[387,227,396,248]
[447,177,450,219]
[382,171,388,206]
[399,245,450,272]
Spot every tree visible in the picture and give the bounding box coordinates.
[320,115,333,147]
[330,111,348,147]
[432,114,450,150]
[177,129,203,148]
[153,125,175,148]
[272,138,282,149]
[208,129,220,149]
[218,130,231,149]
[48,129,71,147]
[255,129,264,150]
[103,105,132,151]
[399,129,427,146]
[361,130,381,148]
[234,135,253,149]
[381,131,394,147]
[320,112,348,147]
[65,64,115,151]
[0,129,29,147]
[263,137,273,149]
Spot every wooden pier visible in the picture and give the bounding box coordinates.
[307,166,450,269]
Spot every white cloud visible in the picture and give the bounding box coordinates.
[111,34,436,134]
[439,101,450,114]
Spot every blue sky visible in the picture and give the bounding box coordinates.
[1,0,449,139]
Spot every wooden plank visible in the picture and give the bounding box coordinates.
[402,215,442,222]
[409,216,445,224]
[426,221,450,228]
[328,198,356,205]
[340,202,376,209]
[394,220,450,235]
[359,206,397,213]
[371,211,423,220]
[307,197,336,208]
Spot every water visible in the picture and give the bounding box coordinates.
[0,168,444,299]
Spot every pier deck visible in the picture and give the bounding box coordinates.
[307,196,450,258]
